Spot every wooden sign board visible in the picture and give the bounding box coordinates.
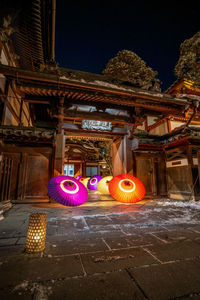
[82,120,112,131]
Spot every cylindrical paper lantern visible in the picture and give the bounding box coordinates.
[108,174,145,203]
[97,176,113,194]
[26,213,47,253]
[48,176,88,206]
[87,175,102,190]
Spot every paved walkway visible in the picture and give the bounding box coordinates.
[1,192,200,299]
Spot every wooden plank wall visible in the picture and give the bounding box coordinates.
[133,151,167,198]
[1,146,53,203]
[0,157,13,202]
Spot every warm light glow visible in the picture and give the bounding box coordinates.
[48,175,88,206]
[109,174,145,203]
[97,176,113,194]
[87,175,102,190]
[79,177,87,183]
[90,178,98,185]
[26,213,47,253]
[60,179,79,194]
[81,177,90,188]
[119,179,136,193]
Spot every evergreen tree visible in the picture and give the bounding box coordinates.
[103,50,161,91]
[175,31,200,84]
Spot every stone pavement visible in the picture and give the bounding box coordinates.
[1,192,200,299]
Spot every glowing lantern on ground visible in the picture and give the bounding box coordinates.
[97,176,113,194]
[108,174,145,203]
[26,213,47,253]
[87,175,102,190]
[48,176,88,206]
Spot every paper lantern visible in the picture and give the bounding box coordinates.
[48,176,88,206]
[26,213,47,253]
[87,175,102,190]
[108,174,145,203]
[97,176,113,194]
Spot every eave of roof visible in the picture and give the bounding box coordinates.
[166,78,200,95]
[0,64,188,107]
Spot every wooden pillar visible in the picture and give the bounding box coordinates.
[57,96,64,134]
[54,96,65,176]
[19,98,24,126]
[1,79,10,125]
[198,151,200,187]
[0,100,4,125]
[187,145,195,200]
[112,133,134,176]
[112,138,123,176]
[82,161,86,177]
[54,133,65,176]
[123,135,134,175]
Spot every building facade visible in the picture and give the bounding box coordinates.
[1,0,200,213]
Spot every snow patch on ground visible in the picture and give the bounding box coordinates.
[157,200,200,209]
[31,283,52,300]
[43,199,200,232]
[13,281,29,291]
[13,281,52,300]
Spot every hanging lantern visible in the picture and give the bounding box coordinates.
[97,176,113,194]
[109,174,145,203]
[87,175,102,190]
[26,213,47,253]
[48,176,88,206]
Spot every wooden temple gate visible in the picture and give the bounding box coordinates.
[1,65,200,203]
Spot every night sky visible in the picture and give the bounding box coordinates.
[55,1,200,91]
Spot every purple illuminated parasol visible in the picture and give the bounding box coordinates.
[87,175,102,190]
[48,176,88,206]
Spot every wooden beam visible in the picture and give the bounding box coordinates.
[0,65,190,117]
[24,99,50,104]
[56,110,133,125]
[5,100,20,124]
[19,98,23,126]
[63,128,125,138]
[16,81,185,115]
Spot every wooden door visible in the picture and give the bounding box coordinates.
[23,153,50,202]
[1,146,52,203]
[136,157,156,197]
[2,152,21,200]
